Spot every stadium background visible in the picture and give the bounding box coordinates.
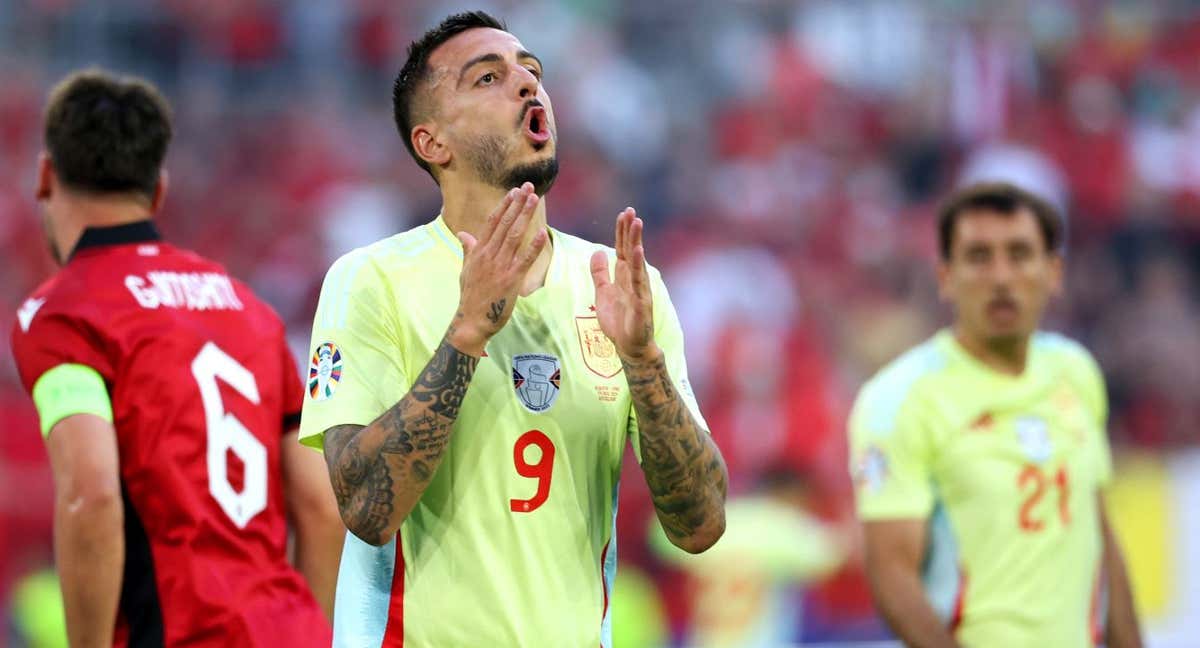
[1,1,1198,646]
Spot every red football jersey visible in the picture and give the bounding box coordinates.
[10,222,332,648]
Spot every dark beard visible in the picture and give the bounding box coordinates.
[499,157,558,196]
[463,135,559,196]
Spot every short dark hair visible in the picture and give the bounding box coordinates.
[44,68,172,200]
[392,11,507,177]
[937,182,1063,260]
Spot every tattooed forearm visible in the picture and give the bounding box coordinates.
[625,350,727,553]
[321,336,479,545]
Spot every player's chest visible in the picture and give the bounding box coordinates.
[932,382,1101,503]
[401,288,632,432]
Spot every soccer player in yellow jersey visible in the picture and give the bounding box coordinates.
[848,183,1142,647]
[298,11,727,647]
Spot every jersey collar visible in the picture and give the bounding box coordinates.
[70,220,161,260]
[430,213,561,285]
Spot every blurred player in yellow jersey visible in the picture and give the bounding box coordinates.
[298,11,727,647]
[848,183,1142,647]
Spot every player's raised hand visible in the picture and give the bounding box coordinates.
[590,207,659,363]
[450,182,548,356]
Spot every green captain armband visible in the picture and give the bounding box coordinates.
[31,364,113,438]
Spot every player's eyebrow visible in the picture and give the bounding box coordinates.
[517,50,543,73]
[459,53,504,85]
[458,50,544,85]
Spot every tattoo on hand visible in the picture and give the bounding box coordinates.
[323,337,479,544]
[486,299,506,325]
[624,352,727,547]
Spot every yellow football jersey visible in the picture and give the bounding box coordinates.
[849,330,1112,648]
[299,215,705,648]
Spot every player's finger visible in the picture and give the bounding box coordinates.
[629,212,643,249]
[589,250,612,290]
[457,231,478,257]
[480,188,518,248]
[615,209,629,260]
[613,209,624,260]
[489,186,530,250]
[502,190,540,259]
[630,242,649,295]
[516,229,548,269]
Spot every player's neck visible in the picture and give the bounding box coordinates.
[52,193,154,263]
[953,325,1029,376]
[441,184,553,294]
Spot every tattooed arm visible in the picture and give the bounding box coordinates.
[591,207,727,554]
[625,350,728,553]
[321,184,548,546]
[321,336,478,545]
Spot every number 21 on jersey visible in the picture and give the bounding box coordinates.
[1017,463,1070,532]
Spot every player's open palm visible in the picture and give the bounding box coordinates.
[454,183,548,353]
[590,208,658,362]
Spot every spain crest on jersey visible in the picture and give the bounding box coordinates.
[575,316,622,378]
[512,353,561,413]
[309,342,342,401]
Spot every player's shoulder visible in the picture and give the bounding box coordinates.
[321,222,442,290]
[11,255,108,338]
[550,227,666,282]
[1031,330,1102,380]
[12,274,70,341]
[853,334,951,433]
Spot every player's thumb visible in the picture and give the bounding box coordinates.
[589,250,611,288]
[457,231,478,256]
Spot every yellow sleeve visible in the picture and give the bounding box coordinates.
[848,375,936,520]
[1074,345,1113,485]
[298,251,410,450]
[628,266,708,463]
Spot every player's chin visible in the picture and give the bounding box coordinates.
[982,320,1032,345]
[524,137,556,157]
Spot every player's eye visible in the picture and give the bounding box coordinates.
[478,72,498,86]
[526,66,542,80]
[965,248,990,264]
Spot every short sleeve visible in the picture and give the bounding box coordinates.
[11,310,113,393]
[848,378,936,520]
[628,267,709,462]
[11,306,118,438]
[1074,346,1112,485]
[280,339,304,432]
[298,253,409,450]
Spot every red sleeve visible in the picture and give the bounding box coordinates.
[10,310,114,395]
[281,339,303,432]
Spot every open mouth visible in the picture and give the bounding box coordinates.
[523,106,551,145]
[986,298,1020,321]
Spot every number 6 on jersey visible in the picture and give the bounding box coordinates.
[511,430,555,513]
[192,342,268,528]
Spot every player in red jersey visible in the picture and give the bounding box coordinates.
[9,70,342,647]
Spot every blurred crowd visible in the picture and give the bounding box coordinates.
[2,0,1199,645]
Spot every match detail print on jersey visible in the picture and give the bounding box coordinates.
[512,353,561,413]
[309,342,343,401]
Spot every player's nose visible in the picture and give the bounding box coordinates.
[514,64,538,99]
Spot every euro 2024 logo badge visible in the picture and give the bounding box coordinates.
[309,342,342,401]
[512,354,561,413]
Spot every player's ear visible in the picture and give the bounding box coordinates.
[935,259,953,302]
[412,123,450,169]
[35,151,53,201]
[1046,251,1064,297]
[150,171,169,213]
